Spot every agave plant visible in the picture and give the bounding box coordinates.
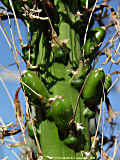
[1,0,118,159]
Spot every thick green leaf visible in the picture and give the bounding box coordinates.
[39,120,76,159]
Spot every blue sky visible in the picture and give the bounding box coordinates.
[0,15,27,159]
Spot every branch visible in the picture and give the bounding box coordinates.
[0,128,21,138]
[0,7,14,20]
